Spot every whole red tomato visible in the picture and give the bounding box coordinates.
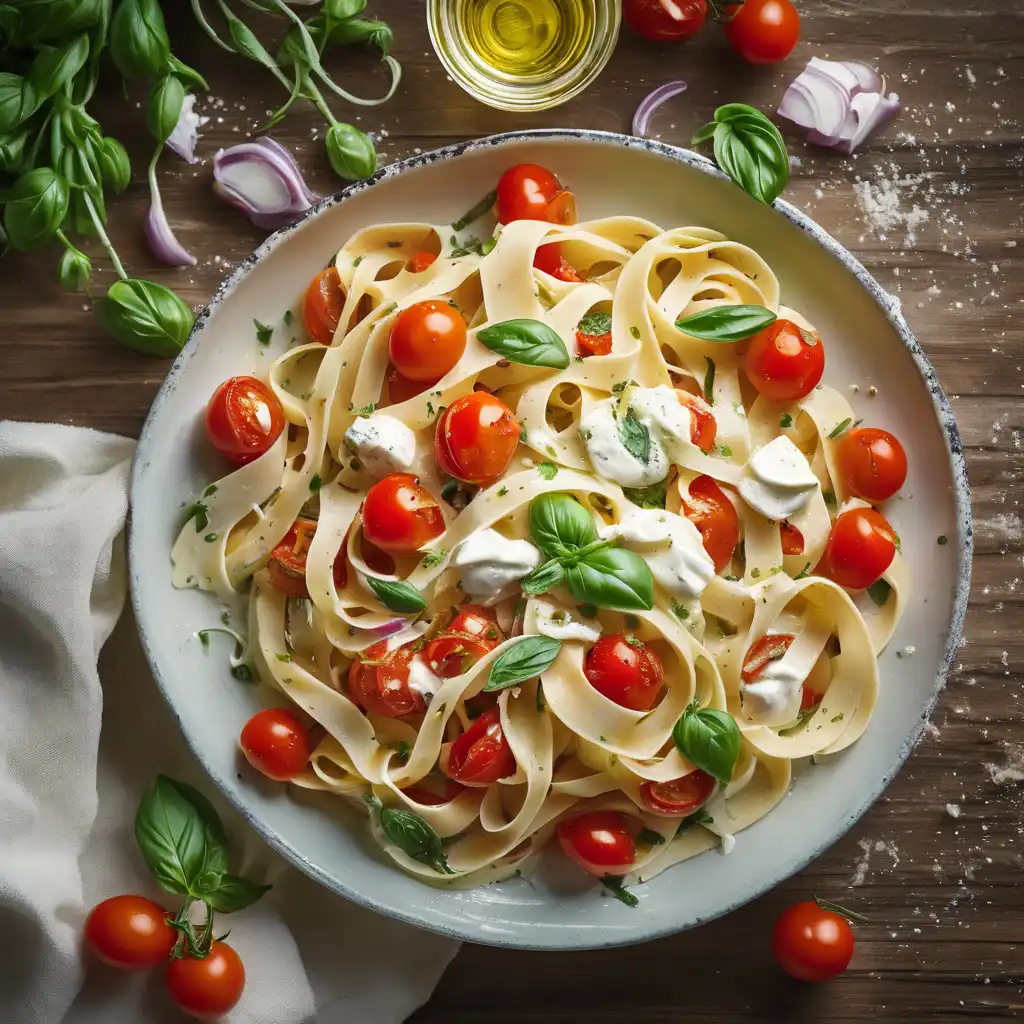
[84,895,175,970]
[724,0,801,64]
[624,0,707,41]
[772,900,855,981]
[166,941,246,1020]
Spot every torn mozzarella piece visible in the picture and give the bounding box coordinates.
[407,654,442,703]
[580,398,668,488]
[532,599,601,643]
[627,384,697,464]
[740,655,806,727]
[343,414,416,477]
[738,435,819,521]
[453,529,541,606]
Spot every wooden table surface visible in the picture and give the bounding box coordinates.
[3,2,1022,1021]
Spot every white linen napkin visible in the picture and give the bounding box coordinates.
[0,421,459,1024]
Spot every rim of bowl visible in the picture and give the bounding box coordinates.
[130,128,972,950]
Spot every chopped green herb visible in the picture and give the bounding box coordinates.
[351,402,377,416]
[703,357,716,405]
[827,418,852,439]
[750,567,761,579]
[676,808,714,835]
[866,579,891,606]
[275,653,292,662]
[894,532,902,553]
[202,484,218,499]
[716,443,733,458]
[497,485,509,497]
[353,254,365,266]
[422,549,448,567]
[451,189,497,232]
[309,474,322,492]
[629,326,641,340]
[612,379,639,394]
[779,706,817,736]
[203,532,218,543]
[624,633,643,647]
[672,603,690,620]
[779,413,793,429]
[254,319,273,345]
[794,562,812,580]
[724,574,740,582]
[831,713,845,723]
[396,741,411,762]
[601,875,638,907]
[623,480,667,510]
[537,462,559,480]
[283,310,294,325]
[578,311,612,336]
[185,501,210,533]
[636,827,666,846]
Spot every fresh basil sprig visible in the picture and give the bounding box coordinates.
[366,576,426,614]
[672,700,741,783]
[95,280,194,357]
[477,318,571,370]
[530,491,598,557]
[565,546,654,611]
[676,304,778,342]
[484,635,562,692]
[377,806,453,875]
[692,103,788,205]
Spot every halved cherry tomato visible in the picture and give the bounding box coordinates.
[676,389,717,453]
[557,811,636,876]
[640,770,716,816]
[449,604,501,639]
[240,707,311,781]
[205,376,285,466]
[443,706,516,785]
[303,266,346,346]
[781,520,805,555]
[267,517,317,598]
[496,164,578,225]
[534,242,582,282]
[800,684,822,711]
[389,300,467,383]
[348,640,425,718]
[361,473,445,556]
[84,895,175,971]
[836,427,908,503]
[408,250,437,274]
[772,900,855,982]
[623,0,707,41]
[583,633,664,712]
[817,507,896,591]
[402,777,467,806]
[744,319,825,402]
[425,633,497,679]
[741,633,795,682]
[386,363,429,404]
[682,475,740,574]
[166,941,246,1020]
[576,323,612,357]
[435,392,521,486]
[724,0,801,65]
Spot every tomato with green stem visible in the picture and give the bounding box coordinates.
[84,895,175,971]
[772,898,858,982]
[166,941,246,1020]
[240,708,311,782]
[583,633,664,712]
[303,266,346,345]
[557,811,636,875]
[205,376,285,466]
[723,0,801,64]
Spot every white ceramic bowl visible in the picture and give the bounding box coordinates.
[130,130,971,950]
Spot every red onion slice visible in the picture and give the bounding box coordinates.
[145,169,196,267]
[633,81,688,138]
[372,618,409,638]
[165,94,204,165]
[840,60,884,95]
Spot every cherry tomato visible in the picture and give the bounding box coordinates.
[583,633,664,712]
[348,640,425,718]
[623,0,707,41]
[166,941,245,1021]
[640,770,716,816]
[724,0,801,65]
[239,707,311,782]
[303,266,346,346]
[800,684,822,711]
[557,811,636,875]
[449,604,501,639]
[361,473,445,556]
[443,706,516,785]
[682,475,740,574]
[435,392,521,486]
[744,319,825,402]
[677,389,717,453]
[781,521,805,556]
[205,376,285,466]
[534,242,582,282]
[836,427,908,502]
[408,250,437,273]
[772,901,855,982]
[425,633,497,678]
[386,363,429,404]
[402,777,467,806]
[389,300,467,383]
[576,322,612,357]
[818,507,896,591]
[266,517,317,598]
[741,633,795,683]
[84,895,175,971]
[496,164,577,225]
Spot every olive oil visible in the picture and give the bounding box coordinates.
[428,0,620,111]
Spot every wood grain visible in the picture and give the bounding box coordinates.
[2,1,1022,1021]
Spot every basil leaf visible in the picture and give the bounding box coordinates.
[578,310,612,336]
[0,73,40,133]
[529,493,598,558]
[566,547,654,611]
[109,0,170,79]
[146,73,185,145]
[95,279,193,356]
[617,408,652,464]
[675,304,777,342]
[623,480,667,510]
[134,776,219,896]
[326,122,376,181]
[672,705,741,783]
[163,777,230,877]
[3,167,68,252]
[484,635,562,692]
[693,104,788,205]
[866,579,891,606]
[477,318,570,370]
[202,874,272,913]
[366,576,426,613]
[379,807,453,874]
[520,559,566,596]
[601,875,638,907]
[29,33,90,102]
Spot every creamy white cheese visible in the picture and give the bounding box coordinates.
[720,833,737,856]
[600,507,715,598]
[738,435,819,522]
[343,414,416,478]
[628,385,696,464]
[580,398,669,488]
[532,599,601,643]
[739,650,806,727]
[453,529,541,606]
[407,653,442,702]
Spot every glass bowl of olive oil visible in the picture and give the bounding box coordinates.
[428,0,621,112]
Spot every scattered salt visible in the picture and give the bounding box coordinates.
[946,803,961,818]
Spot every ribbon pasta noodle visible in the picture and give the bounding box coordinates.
[173,206,909,895]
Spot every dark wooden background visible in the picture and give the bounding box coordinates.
[2,2,1022,1021]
